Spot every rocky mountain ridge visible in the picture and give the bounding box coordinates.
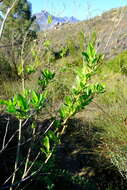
[35,10,79,30]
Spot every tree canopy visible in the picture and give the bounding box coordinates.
[0,0,36,44]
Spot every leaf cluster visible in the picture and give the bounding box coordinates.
[0,89,46,118]
[38,69,55,90]
[59,43,105,121]
[41,130,59,157]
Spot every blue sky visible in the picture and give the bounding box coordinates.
[29,0,127,20]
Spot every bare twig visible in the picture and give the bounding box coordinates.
[0,118,30,154]
[2,118,9,149]
[21,127,36,179]
[22,151,41,179]
[0,0,18,39]
[10,119,22,190]
[22,120,55,178]
[0,129,18,154]
[44,120,55,134]
[3,160,25,185]
[20,31,29,92]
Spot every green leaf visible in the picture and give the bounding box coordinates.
[48,130,57,141]
[64,96,73,106]
[31,91,38,104]
[0,99,7,105]
[25,65,36,74]
[31,123,36,129]
[82,52,89,62]
[59,107,67,120]
[41,148,47,156]
[54,120,61,128]
[17,63,23,76]
[7,104,16,113]
[43,40,51,48]
[48,15,52,24]
[16,94,28,111]
[38,69,55,90]
[43,136,50,153]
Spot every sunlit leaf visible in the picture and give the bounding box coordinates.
[48,15,52,24]
[43,136,50,153]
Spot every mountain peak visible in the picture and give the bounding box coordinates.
[35,10,79,31]
[41,10,50,16]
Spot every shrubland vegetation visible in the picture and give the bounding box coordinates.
[0,0,127,190]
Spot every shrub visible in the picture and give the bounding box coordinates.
[0,42,104,189]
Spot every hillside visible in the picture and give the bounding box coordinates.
[41,6,127,59]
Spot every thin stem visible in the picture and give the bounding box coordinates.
[20,31,28,92]
[0,118,30,154]
[21,127,36,179]
[0,129,18,154]
[10,119,22,190]
[2,119,9,149]
[22,151,41,179]
[3,160,24,185]
[44,120,55,134]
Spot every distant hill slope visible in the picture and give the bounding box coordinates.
[39,6,127,60]
[35,10,79,30]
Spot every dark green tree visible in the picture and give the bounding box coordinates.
[0,0,37,76]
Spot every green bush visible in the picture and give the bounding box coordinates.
[0,42,104,189]
[105,51,127,74]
